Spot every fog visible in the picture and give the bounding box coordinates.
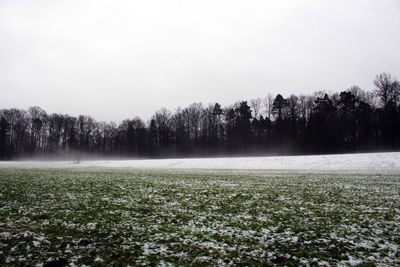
[2,152,400,175]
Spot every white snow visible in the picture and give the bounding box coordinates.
[0,152,399,174]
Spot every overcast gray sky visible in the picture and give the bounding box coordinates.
[1,0,399,122]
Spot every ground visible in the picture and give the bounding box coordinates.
[0,167,399,266]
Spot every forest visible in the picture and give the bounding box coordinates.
[0,73,399,160]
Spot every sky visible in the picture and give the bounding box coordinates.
[0,0,399,123]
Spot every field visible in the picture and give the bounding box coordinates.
[0,164,399,266]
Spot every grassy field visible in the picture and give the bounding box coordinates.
[0,168,399,266]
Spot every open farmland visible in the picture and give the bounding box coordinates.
[0,165,399,266]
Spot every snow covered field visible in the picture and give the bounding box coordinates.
[1,153,399,265]
[1,168,399,265]
[1,152,400,174]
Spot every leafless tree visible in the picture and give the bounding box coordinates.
[152,107,172,151]
[348,85,378,107]
[28,106,48,152]
[287,95,299,121]
[374,73,399,107]
[182,103,203,141]
[250,98,262,118]
[48,113,64,152]
[298,95,307,120]
[263,93,274,120]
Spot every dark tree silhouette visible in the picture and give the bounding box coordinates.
[1,73,399,159]
[272,94,287,121]
[0,116,9,159]
[374,73,399,107]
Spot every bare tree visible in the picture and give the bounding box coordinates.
[374,73,399,107]
[3,109,29,155]
[313,90,327,99]
[152,108,172,152]
[250,98,262,118]
[263,93,274,120]
[298,95,307,120]
[28,106,48,153]
[182,103,203,142]
[48,113,64,152]
[287,95,299,121]
[348,85,378,107]
[77,115,95,151]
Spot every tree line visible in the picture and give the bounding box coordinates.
[1,73,399,160]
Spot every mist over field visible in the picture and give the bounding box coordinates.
[2,152,400,175]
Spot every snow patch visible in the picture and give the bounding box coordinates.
[1,152,399,174]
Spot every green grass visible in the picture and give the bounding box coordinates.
[0,168,399,266]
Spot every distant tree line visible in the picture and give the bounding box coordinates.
[1,73,400,160]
